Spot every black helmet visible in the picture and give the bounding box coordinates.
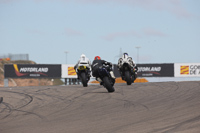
[123,53,128,58]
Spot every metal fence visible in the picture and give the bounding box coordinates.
[0,54,29,61]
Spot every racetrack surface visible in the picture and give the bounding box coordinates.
[0,81,200,133]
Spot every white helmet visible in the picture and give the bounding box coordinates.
[80,54,86,61]
[80,54,85,58]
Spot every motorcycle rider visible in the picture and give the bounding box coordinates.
[74,54,91,79]
[92,56,116,85]
[118,53,138,80]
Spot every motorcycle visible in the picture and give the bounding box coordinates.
[77,64,90,87]
[119,61,136,85]
[98,65,115,92]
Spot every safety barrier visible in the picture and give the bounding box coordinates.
[3,63,200,86]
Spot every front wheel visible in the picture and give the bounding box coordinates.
[125,71,132,85]
[80,72,88,87]
[103,77,115,93]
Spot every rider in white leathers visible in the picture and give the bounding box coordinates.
[118,53,138,80]
[74,54,92,78]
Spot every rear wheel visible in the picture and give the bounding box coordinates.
[80,72,88,87]
[103,77,115,92]
[125,71,132,85]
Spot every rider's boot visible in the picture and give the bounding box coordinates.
[110,71,116,79]
[96,77,103,85]
[87,69,91,77]
[120,71,124,80]
[88,71,91,77]
[134,72,138,80]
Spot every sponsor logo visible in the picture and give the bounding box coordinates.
[138,67,161,72]
[13,64,48,77]
[190,65,200,75]
[68,67,76,75]
[19,67,48,73]
[138,67,161,76]
[180,65,200,75]
[180,66,189,75]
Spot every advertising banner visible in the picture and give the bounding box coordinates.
[113,64,174,77]
[4,64,61,78]
[175,63,200,77]
[137,64,174,77]
[61,64,77,78]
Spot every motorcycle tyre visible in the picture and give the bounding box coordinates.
[81,72,88,87]
[103,76,115,93]
[125,71,132,85]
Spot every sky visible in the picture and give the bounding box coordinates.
[0,0,200,65]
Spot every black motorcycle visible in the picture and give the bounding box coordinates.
[77,65,90,87]
[98,65,115,93]
[120,63,136,85]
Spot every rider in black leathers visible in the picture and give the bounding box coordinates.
[92,56,115,85]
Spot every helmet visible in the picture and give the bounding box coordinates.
[80,54,86,58]
[80,54,86,61]
[94,56,101,60]
[123,53,128,58]
[123,53,128,56]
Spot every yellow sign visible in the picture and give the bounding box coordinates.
[68,67,76,75]
[180,66,189,75]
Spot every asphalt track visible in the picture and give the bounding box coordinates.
[0,81,200,133]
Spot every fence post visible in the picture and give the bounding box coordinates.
[69,78,71,85]
[65,78,67,85]
[4,78,8,87]
[77,79,80,85]
[72,79,76,85]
